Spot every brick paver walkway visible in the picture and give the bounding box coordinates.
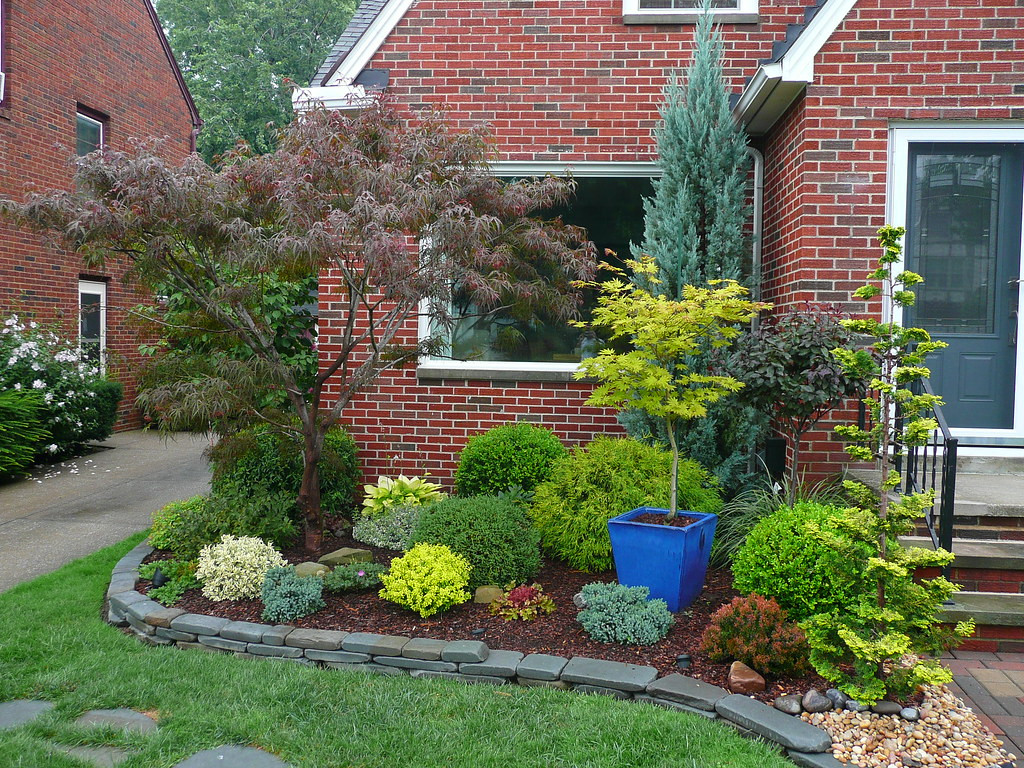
[943,650,1024,764]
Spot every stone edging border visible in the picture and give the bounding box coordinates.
[106,543,841,768]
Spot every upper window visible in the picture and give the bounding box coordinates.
[76,112,104,156]
[623,0,757,23]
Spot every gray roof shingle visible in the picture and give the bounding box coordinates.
[312,0,392,86]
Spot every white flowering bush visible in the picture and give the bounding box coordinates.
[195,534,288,601]
[0,313,122,455]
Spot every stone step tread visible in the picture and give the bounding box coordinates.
[942,591,1024,627]
[901,537,1024,570]
[847,468,1024,518]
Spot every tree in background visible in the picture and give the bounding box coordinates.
[5,100,595,551]
[622,4,761,493]
[157,0,356,164]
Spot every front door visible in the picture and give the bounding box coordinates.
[905,143,1024,429]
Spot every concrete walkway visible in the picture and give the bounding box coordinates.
[945,650,1024,763]
[0,430,211,593]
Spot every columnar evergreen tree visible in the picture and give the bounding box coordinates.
[623,3,761,491]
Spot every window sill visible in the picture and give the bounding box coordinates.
[417,364,584,384]
[622,12,758,24]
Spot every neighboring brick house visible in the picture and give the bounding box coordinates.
[300,0,1024,484]
[0,0,200,428]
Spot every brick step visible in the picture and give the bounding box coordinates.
[942,592,1024,653]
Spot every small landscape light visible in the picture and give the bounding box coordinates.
[676,653,691,670]
[151,568,168,588]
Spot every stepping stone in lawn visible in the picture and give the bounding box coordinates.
[53,744,130,767]
[75,708,158,733]
[174,745,291,767]
[0,700,55,730]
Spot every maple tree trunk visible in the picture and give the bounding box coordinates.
[298,431,323,553]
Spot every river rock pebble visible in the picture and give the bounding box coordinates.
[775,694,804,715]
[827,688,849,710]
[803,685,1014,768]
[803,688,834,713]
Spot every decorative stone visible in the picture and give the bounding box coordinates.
[303,649,371,664]
[516,654,568,681]
[0,700,54,730]
[75,708,158,733]
[727,661,765,694]
[220,621,272,643]
[143,607,185,628]
[824,688,848,710]
[172,745,291,767]
[53,744,130,767]
[169,613,230,636]
[572,591,587,609]
[341,663,407,676]
[900,706,920,721]
[775,694,804,715]
[634,695,718,719]
[460,649,523,677]
[801,689,833,714]
[843,699,869,712]
[441,640,489,663]
[155,627,198,642]
[645,674,728,712]
[317,548,372,567]
[294,562,330,578]
[474,585,504,604]
[261,626,293,646]
[409,670,506,685]
[715,694,832,753]
[871,700,903,716]
[342,632,409,656]
[402,638,448,661]
[109,591,149,613]
[284,629,347,651]
[560,657,657,692]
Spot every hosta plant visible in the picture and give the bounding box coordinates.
[489,583,556,622]
[361,475,445,518]
[195,534,287,601]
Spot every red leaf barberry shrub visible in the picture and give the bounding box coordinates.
[700,593,811,677]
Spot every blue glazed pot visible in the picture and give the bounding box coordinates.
[607,507,718,612]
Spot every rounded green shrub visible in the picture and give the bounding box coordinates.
[262,566,326,623]
[208,423,360,514]
[530,437,722,573]
[410,496,541,589]
[731,501,867,621]
[577,582,673,646]
[455,423,567,496]
[378,543,471,618]
[196,535,287,601]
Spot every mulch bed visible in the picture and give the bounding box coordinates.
[145,532,830,703]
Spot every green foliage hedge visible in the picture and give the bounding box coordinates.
[731,501,867,621]
[410,496,541,589]
[455,423,567,496]
[0,390,49,476]
[530,437,722,573]
[81,379,123,443]
[208,424,359,514]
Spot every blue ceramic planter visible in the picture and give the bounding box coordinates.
[607,507,718,612]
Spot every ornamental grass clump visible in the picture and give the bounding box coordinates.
[195,535,287,601]
[489,584,555,622]
[577,582,673,646]
[701,594,811,678]
[455,423,567,496]
[378,543,472,618]
[261,566,326,623]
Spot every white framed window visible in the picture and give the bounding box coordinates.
[623,0,758,24]
[79,280,107,374]
[0,2,6,103]
[418,161,658,378]
[76,112,104,156]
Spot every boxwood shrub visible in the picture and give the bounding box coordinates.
[455,423,567,496]
[530,437,722,573]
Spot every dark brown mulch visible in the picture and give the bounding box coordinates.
[148,532,830,703]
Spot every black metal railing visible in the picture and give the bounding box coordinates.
[857,378,958,561]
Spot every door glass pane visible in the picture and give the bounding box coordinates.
[80,292,101,342]
[909,152,1001,335]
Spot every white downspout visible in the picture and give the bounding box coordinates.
[747,146,765,331]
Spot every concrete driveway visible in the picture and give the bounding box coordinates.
[0,430,211,593]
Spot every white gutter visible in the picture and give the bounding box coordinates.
[748,146,765,320]
[292,85,376,113]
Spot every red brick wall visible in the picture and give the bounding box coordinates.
[0,0,195,428]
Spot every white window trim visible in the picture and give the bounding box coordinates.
[623,0,757,25]
[417,161,659,377]
[79,280,107,375]
[76,112,104,153]
[887,123,1024,442]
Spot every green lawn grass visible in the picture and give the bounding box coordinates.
[0,534,794,768]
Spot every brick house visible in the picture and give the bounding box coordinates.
[298,0,1024,485]
[0,0,201,428]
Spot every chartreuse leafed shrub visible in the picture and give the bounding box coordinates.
[322,562,388,593]
[455,423,567,496]
[261,566,326,623]
[731,501,867,622]
[530,437,722,573]
[577,582,673,646]
[700,594,811,677]
[378,543,471,618]
[361,476,445,518]
[0,390,50,475]
[195,535,287,601]
[147,491,298,561]
[138,559,199,607]
[410,496,541,589]
[352,503,423,551]
[208,423,360,514]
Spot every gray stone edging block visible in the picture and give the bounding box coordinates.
[561,657,658,693]
[374,656,458,673]
[284,629,347,650]
[155,627,198,642]
[441,640,489,663]
[170,614,230,636]
[144,607,186,628]
[199,636,249,653]
[220,621,271,643]
[411,670,507,685]
[460,650,524,677]
[645,674,727,712]
[247,644,303,658]
[715,695,832,753]
[126,616,156,635]
[303,649,371,664]
[342,633,409,656]
[634,695,718,719]
[262,626,293,646]
[402,638,448,661]
[786,750,847,768]
[126,599,166,622]
[109,591,149,613]
[516,654,568,681]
